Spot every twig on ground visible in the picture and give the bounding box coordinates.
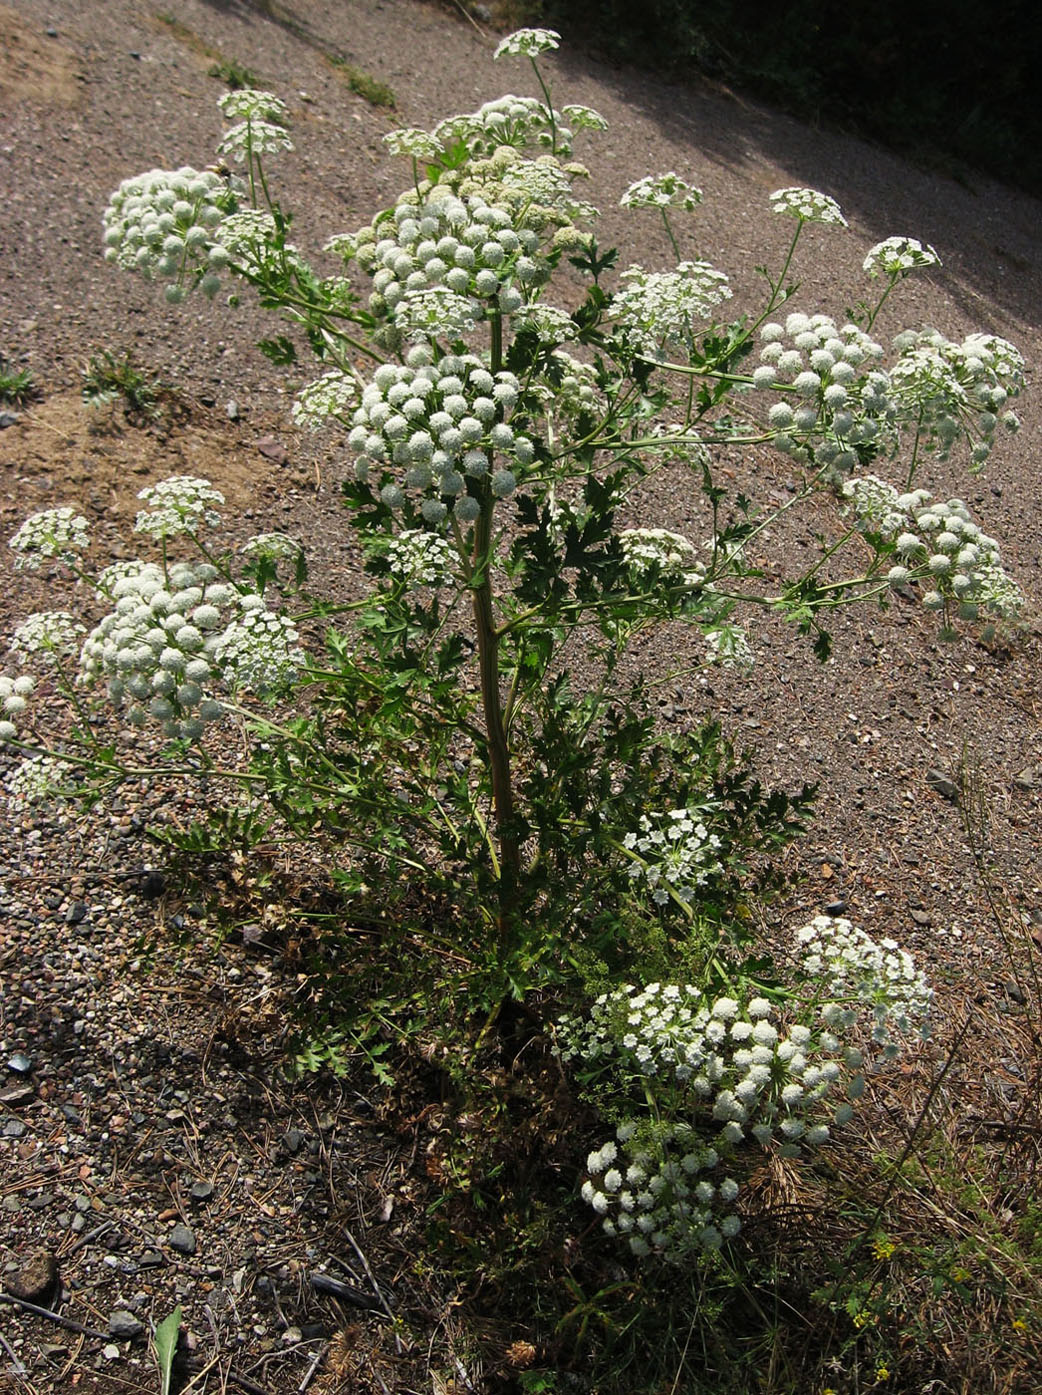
[343,1226,400,1353]
[298,1341,327,1392]
[0,1292,109,1341]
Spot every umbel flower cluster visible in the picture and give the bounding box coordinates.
[621,806,725,904]
[344,347,531,521]
[843,476,1023,620]
[2,479,305,768]
[559,915,930,1260]
[750,315,1023,475]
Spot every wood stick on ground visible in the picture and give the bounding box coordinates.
[0,1292,108,1341]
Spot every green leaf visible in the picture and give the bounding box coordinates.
[153,1306,182,1395]
[257,335,297,366]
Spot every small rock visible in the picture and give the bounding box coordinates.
[0,1083,35,1105]
[108,1310,144,1340]
[139,869,166,899]
[103,1344,121,1360]
[189,1181,214,1203]
[824,899,848,915]
[2,1197,21,1213]
[283,1128,303,1155]
[281,1326,303,1344]
[0,411,22,429]
[46,26,58,36]
[3,1120,27,1138]
[1004,981,1028,1005]
[6,1053,33,1074]
[255,435,289,465]
[64,901,88,925]
[199,393,216,408]
[1013,766,1036,790]
[226,399,240,421]
[6,1252,59,1303]
[910,908,933,927]
[168,1223,196,1255]
[139,1249,165,1268]
[926,769,959,801]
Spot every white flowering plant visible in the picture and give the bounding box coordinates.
[0,30,1029,1279]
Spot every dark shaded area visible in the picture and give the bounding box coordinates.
[543,0,1042,196]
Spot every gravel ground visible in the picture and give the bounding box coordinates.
[1,2,1042,1392]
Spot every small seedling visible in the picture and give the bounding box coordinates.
[0,354,37,407]
[208,57,261,90]
[330,60,395,108]
[81,349,162,423]
[153,1305,183,1395]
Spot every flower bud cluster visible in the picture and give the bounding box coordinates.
[102,166,231,301]
[611,262,732,359]
[752,313,889,470]
[385,529,455,589]
[240,532,305,569]
[887,329,1023,465]
[558,980,865,1260]
[6,754,73,814]
[795,915,932,1046]
[346,348,530,522]
[620,173,702,211]
[0,672,35,743]
[346,184,557,332]
[80,560,235,741]
[621,807,724,904]
[9,507,90,571]
[135,476,225,539]
[843,477,1023,620]
[431,96,585,159]
[863,236,941,278]
[10,611,86,665]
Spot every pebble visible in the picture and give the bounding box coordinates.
[926,769,959,801]
[189,1181,214,1203]
[0,411,21,429]
[5,1251,58,1302]
[6,1053,33,1074]
[108,1310,144,1340]
[168,1223,196,1255]
[226,400,241,421]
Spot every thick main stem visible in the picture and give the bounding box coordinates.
[471,494,519,938]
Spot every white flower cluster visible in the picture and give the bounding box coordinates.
[493,27,561,59]
[212,209,280,260]
[216,88,293,163]
[9,507,90,571]
[211,595,304,694]
[430,96,592,160]
[343,164,590,338]
[102,166,230,301]
[795,914,933,1046]
[620,173,702,211]
[385,529,454,589]
[241,532,305,566]
[558,981,863,1259]
[704,625,754,670]
[135,476,225,539]
[10,611,85,665]
[752,313,889,470]
[346,347,531,522]
[622,807,723,904]
[514,305,579,346]
[887,328,1023,465]
[770,186,847,227]
[6,754,73,814]
[291,370,358,429]
[80,560,235,740]
[0,672,35,743]
[863,236,941,278]
[619,528,705,589]
[611,262,732,359]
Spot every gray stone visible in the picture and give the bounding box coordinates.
[168,1223,196,1255]
[926,769,959,801]
[108,1310,144,1340]
[189,1181,214,1203]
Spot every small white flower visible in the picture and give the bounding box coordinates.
[770,187,847,226]
[494,27,561,59]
